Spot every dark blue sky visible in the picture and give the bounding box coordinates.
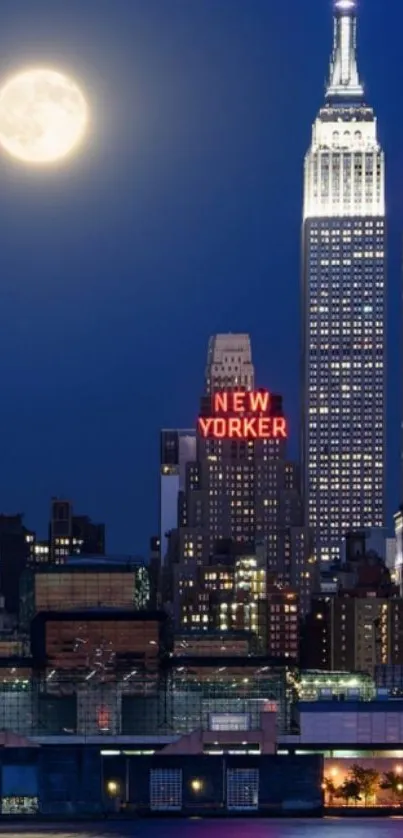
[0,0,400,553]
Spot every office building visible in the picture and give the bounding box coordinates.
[29,539,50,565]
[394,507,403,595]
[149,536,161,608]
[175,553,299,660]
[49,498,105,563]
[301,0,386,564]
[385,536,397,573]
[160,430,196,565]
[301,544,402,675]
[0,515,35,615]
[266,586,299,661]
[175,551,266,648]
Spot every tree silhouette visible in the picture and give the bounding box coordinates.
[336,780,362,806]
[380,771,403,805]
[350,764,379,805]
[323,776,338,805]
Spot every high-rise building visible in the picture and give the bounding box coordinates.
[166,335,315,622]
[302,594,403,677]
[175,551,267,646]
[160,430,196,565]
[302,0,386,565]
[301,537,399,675]
[394,507,403,596]
[174,553,300,660]
[0,514,35,614]
[265,586,299,662]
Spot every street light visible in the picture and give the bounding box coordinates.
[107,780,119,797]
[191,779,203,793]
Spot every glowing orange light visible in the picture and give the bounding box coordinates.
[198,416,287,440]
[97,705,110,730]
[199,390,288,440]
[198,415,287,440]
[213,390,270,414]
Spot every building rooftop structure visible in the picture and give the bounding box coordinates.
[0,655,291,741]
[57,555,145,567]
[290,669,376,702]
[279,697,403,755]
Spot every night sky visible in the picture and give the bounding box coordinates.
[0,0,400,554]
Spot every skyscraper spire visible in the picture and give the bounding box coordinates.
[326,0,364,101]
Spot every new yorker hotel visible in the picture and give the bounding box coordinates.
[174,335,313,615]
[302,0,386,564]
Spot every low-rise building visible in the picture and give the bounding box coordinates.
[20,557,150,628]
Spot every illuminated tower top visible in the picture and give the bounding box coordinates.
[303,0,384,219]
[326,0,364,102]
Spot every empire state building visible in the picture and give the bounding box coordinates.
[302,0,386,564]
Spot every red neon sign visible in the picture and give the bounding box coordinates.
[213,391,270,414]
[198,390,288,440]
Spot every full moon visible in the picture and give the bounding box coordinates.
[0,67,88,165]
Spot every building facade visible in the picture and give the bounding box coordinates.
[160,430,196,565]
[0,515,35,615]
[205,333,255,395]
[49,499,105,563]
[302,0,386,565]
[20,557,150,628]
[301,531,403,674]
[302,594,403,676]
[394,507,403,595]
[167,335,315,623]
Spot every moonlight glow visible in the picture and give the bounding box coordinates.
[0,68,89,165]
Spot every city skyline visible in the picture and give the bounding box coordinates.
[2,0,403,820]
[0,0,400,553]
